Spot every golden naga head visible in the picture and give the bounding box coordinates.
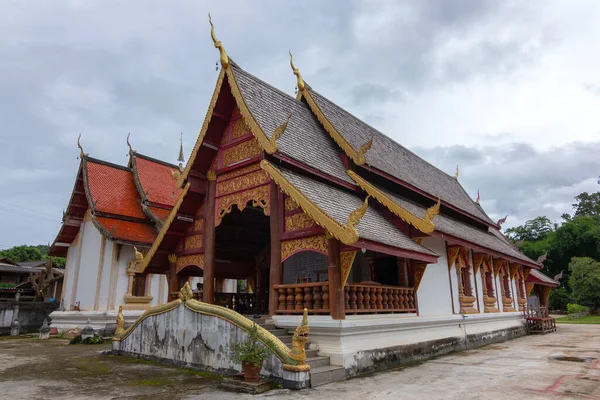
[208,13,229,69]
[289,51,305,92]
[293,308,310,343]
[348,195,370,228]
[77,134,87,159]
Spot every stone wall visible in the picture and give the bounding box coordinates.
[0,302,58,335]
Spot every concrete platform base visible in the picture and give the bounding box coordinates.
[218,376,272,394]
[49,310,144,335]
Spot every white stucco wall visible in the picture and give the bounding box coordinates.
[418,237,453,316]
[74,220,104,311]
[61,239,79,309]
[115,246,134,307]
[95,240,114,310]
[474,265,485,312]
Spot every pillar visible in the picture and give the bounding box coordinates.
[167,254,178,296]
[203,176,216,303]
[268,182,282,316]
[328,238,345,320]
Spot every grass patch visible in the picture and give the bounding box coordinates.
[555,315,600,324]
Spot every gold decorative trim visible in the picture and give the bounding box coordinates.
[113,298,183,341]
[284,196,299,211]
[208,13,229,69]
[185,234,203,250]
[289,51,305,91]
[176,254,204,273]
[177,70,224,188]
[222,138,263,167]
[341,250,357,289]
[413,262,428,292]
[137,182,191,272]
[447,246,461,271]
[472,253,485,275]
[167,254,177,264]
[207,170,217,181]
[261,160,365,245]
[347,170,439,234]
[281,235,327,261]
[216,184,269,226]
[216,168,269,196]
[285,212,315,231]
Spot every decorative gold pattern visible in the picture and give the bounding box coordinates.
[179,282,194,301]
[493,259,506,277]
[285,212,315,231]
[447,246,461,271]
[216,184,270,226]
[473,253,485,275]
[185,234,203,250]
[176,254,204,273]
[413,237,425,245]
[285,196,299,211]
[286,308,310,371]
[413,263,428,292]
[137,182,191,272]
[348,195,370,228]
[216,168,269,196]
[207,170,217,181]
[217,163,261,182]
[348,170,439,234]
[358,136,373,161]
[281,235,328,261]
[340,250,357,289]
[272,113,291,144]
[193,218,204,231]
[208,13,229,69]
[222,138,263,166]
[167,254,177,264]
[261,160,363,245]
[509,263,520,279]
[231,117,250,139]
[115,305,125,335]
[525,283,534,297]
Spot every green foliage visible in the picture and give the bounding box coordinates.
[568,257,600,309]
[555,315,600,324]
[69,334,104,345]
[549,288,570,311]
[230,323,271,368]
[0,283,17,289]
[573,191,600,218]
[0,245,65,268]
[505,216,554,241]
[566,303,589,315]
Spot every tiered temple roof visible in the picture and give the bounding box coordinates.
[49,148,181,257]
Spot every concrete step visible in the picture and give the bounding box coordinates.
[306,356,331,369]
[305,349,319,358]
[310,365,346,387]
[266,329,290,338]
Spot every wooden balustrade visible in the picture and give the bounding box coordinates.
[273,282,416,315]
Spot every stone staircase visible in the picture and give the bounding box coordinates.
[260,323,346,387]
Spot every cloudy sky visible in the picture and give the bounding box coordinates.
[1,0,599,250]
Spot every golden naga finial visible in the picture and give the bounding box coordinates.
[271,113,292,144]
[77,134,87,159]
[208,13,229,69]
[424,198,441,224]
[171,169,181,181]
[133,247,144,263]
[115,305,125,336]
[358,136,374,163]
[454,165,459,179]
[179,282,194,302]
[348,195,370,228]
[289,51,305,92]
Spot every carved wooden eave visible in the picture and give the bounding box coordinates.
[260,160,366,246]
[347,170,440,234]
[136,182,191,273]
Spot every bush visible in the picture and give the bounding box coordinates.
[549,288,570,311]
[230,323,271,368]
[566,303,588,315]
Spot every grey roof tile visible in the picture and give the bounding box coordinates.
[307,88,496,225]
[276,165,437,257]
[231,65,352,183]
[528,269,558,286]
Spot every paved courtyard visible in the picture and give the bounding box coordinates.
[0,324,598,399]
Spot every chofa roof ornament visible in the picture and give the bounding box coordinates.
[208,13,229,69]
[77,134,87,159]
[289,51,305,92]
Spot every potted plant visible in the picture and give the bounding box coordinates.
[231,323,271,382]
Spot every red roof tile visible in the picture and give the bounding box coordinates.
[86,160,145,219]
[135,156,182,207]
[148,206,171,222]
[95,217,156,244]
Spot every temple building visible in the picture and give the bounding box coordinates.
[51,19,560,376]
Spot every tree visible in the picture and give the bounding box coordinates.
[0,245,65,268]
[505,216,554,241]
[568,257,600,310]
[573,191,600,218]
[548,287,570,311]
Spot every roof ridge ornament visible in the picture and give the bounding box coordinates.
[454,165,459,180]
[497,215,508,227]
[358,136,374,161]
[208,13,229,69]
[289,51,305,92]
[77,134,87,159]
[347,195,370,228]
[126,132,135,155]
[424,198,441,224]
[178,132,185,166]
[271,113,292,144]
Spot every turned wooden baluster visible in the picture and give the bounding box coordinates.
[278,288,287,310]
[286,288,295,311]
[363,286,371,310]
[313,286,322,310]
[370,287,377,310]
[344,286,350,310]
[376,287,383,309]
[304,286,313,310]
[349,285,357,310]
[382,288,389,309]
[398,289,405,309]
[392,289,400,309]
[356,286,364,309]
[408,290,415,309]
[322,284,329,310]
[295,287,304,310]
